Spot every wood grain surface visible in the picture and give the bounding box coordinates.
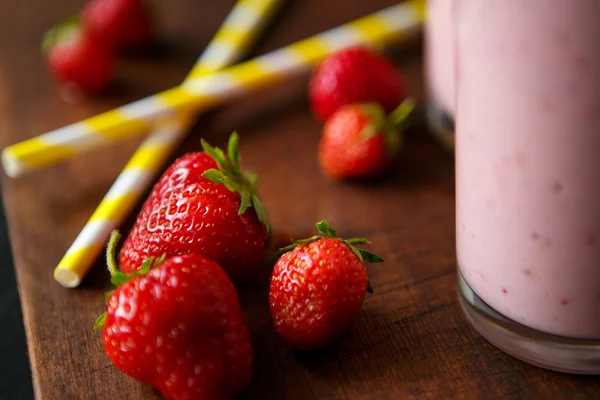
[1,0,600,399]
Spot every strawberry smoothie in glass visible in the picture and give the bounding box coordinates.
[425,0,455,150]
[455,0,600,373]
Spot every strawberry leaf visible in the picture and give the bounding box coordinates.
[366,279,374,294]
[227,132,241,173]
[204,168,243,195]
[343,241,383,264]
[221,176,243,194]
[345,238,369,245]
[292,236,322,245]
[214,148,229,170]
[201,133,271,233]
[244,171,258,187]
[278,235,321,252]
[358,249,384,263]
[239,193,252,216]
[316,220,336,238]
[110,272,129,286]
[94,312,107,330]
[343,243,380,294]
[345,242,364,261]
[202,168,225,183]
[155,253,167,266]
[139,257,155,274]
[200,138,232,177]
[251,194,269,231]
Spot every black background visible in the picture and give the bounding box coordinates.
[0,193,34,400]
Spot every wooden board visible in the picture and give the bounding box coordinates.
[1,0,600,398]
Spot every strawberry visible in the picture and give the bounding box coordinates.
[308,46,406,122]
[269,221,383,350]
[82,0,153,50]
[318,98,415,180]
[96,230,253,400]
[42,18,115,94]
[119,133,271,279]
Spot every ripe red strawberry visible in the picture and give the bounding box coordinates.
[42,19,115,94]
[119,133,270,279]
[82,0,153,50]
[96,231,253,400]
[269,221,383,350]
[309,46,406,122]
[318,98,415,180]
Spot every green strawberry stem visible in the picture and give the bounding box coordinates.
[359,97,416,157]
[200,132,271,234]
[94,311,107,330]
[278,220,383,294]
[95,230,166,329]
[381,97,416,156]
[359,104,388,142]
[106,229,122,277]
[387,97,416,128]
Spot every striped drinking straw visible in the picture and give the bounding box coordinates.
[2,0,426,179]
[53,0,286,287]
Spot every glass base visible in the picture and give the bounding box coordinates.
[426,101,455,151]
[458,268,600,375]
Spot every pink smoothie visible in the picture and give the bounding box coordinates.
[455,0,600,339]
[425,0,455,117]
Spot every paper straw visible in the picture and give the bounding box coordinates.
[2,0,425,179]
[53,0,285,288]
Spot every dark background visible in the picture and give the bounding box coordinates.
[0,191,34,400]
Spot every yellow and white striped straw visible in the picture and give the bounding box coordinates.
[53,0,285,288]
[2,0,425,179]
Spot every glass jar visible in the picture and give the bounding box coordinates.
[425,0,455,150]
[455,0,600,373]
